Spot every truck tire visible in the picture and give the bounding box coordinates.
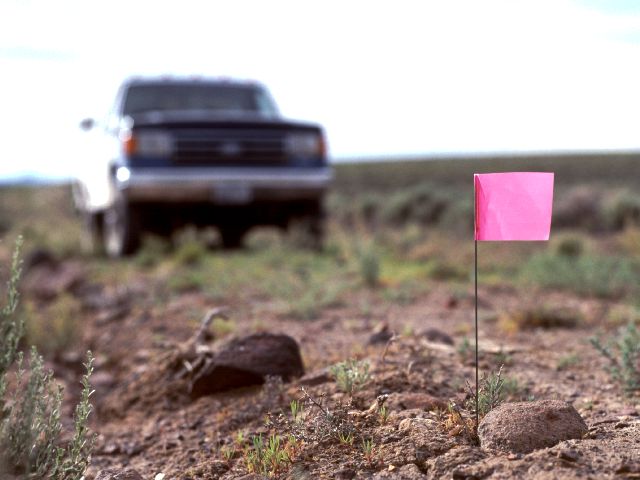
[81,212,104,256]
[103,198,141,257]
[219,226,248,249]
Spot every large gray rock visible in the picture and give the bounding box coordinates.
[190,333,304,397]
[478,400,587,454]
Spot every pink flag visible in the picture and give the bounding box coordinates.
[474,172,554,241]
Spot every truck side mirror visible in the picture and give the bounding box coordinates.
[79,118,95,131]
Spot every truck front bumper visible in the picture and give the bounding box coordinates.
[116,166,333,204]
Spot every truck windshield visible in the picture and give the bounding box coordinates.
[122,84,279,117]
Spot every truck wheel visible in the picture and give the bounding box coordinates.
[81,212,104,256]
[103,199,141,257]
[219,226,248,249]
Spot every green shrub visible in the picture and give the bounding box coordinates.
[174,239,207,266]
[426,260,468,282]
[0,238,95,478]
[359,247,380,288]
[381,183,450,227]
[520,253,640,298]
[553,187,603,232]
[134,235,171,269]
[553,235,585,257]
[591,323,640,394]
[605,191,640,231]
[329,359,371,394]
[23,294,81,359]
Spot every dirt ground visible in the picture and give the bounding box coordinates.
[29,259,639,480]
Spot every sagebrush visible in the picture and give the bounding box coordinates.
[0,238,95,478]
[591,323,640,394]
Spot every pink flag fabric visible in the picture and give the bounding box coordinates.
[474,172,554,241]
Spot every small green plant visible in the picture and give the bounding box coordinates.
[361,438,376,466]
[457,337,474,363]
[377,405,388,425]
[466,365,513,418]
[134,235,170,268]
[330,359,371,394]
[174,239,207,266]
[221,445,235,463]
[23,294,82,358]
[359,247,380,288]
[290,399,304,423]
[338,431,354,445]
[591,323,640,394]
[553,235,584,257]
[556,353,581,370]
[211,316,236,337]
[244,434,290,477]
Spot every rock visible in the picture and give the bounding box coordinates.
[190,333,304,397]
[616,461,640,474]
[478,400,588,454]
[23,247,57,271]
[423,328,454,346]
[334,467,356,479]
[396,417,456,459]
[387,392,448,412]
[95,469,143,480]
[557,448,580,462]
[298,367,331,386]
[424,446,487,479]
[373,463,426,479]
[368,322,393,345]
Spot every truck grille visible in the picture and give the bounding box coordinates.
[172,129,288,166]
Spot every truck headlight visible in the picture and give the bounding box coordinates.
[132,130,174,157]
[285,132,323,158]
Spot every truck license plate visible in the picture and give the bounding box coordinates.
[212,183,253,204]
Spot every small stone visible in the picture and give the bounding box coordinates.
[616,462,640,474]
[423,328,454,345]
[368,322,393,345]
[95,469,143,480]
[372,463,426,479]
[478,400,588,454]
[557,449,580,462]
[335,468,356,479]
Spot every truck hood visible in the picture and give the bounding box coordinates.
[128,110,322,132]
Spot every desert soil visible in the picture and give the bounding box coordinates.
[24,257,640,480]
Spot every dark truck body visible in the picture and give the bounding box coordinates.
[75,78,332,255]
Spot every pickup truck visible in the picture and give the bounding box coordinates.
[74,77,332,256]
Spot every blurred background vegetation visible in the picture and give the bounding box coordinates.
[1,153,640,359]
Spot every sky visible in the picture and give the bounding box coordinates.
[1,0,639,179]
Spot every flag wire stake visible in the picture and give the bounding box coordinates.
[475,238,479,431]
